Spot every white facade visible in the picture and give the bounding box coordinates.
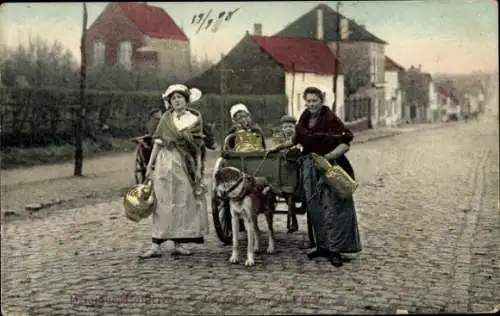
[478,91,485,103]
[284,72,345,121]
[429,81,438,110]
[138,36,191,79]
[437,91,461,121]
[464,93,479,113]
[383,70,402,126]
[427,81,440,123]
[437,91,450,122]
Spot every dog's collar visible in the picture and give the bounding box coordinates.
[227,174,254,202]
[227,176,244,195]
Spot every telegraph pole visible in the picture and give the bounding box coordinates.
[332,1,341,113]
[219,53,228,147]
[74,2,88,176]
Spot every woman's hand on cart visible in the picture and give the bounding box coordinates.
[267,146,281,153]
[268,140,294,153]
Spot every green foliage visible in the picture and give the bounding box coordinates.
[0,87,288,148]
[338,47,372,97]
[0,37,215,92]
[400,68,432,107]
[0,37,79,89]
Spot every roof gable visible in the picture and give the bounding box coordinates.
[251,35,341,75]
[437,84,458,102]
[275,4,386,44]
[385,56,405,72]
[118,3,188,41]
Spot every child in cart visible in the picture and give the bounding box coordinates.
[224,103,266,151]
[277,114,304,234]
[223,103,267,232]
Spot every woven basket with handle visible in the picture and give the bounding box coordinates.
[312,153,358,199]
[123,179,157,222]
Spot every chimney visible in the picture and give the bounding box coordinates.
[418,64,422,72]
[316,8,324,40]
[253,23,262,36]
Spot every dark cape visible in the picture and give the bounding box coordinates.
[294,106,362,254]
[202,123,217,150]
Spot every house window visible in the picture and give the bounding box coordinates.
[378,55,384,83]
[118,41,133,70]
[93,41,105,66]
[370,55,376,83]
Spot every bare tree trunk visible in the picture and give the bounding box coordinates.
[74,2,88,176]
[332,1,341,113]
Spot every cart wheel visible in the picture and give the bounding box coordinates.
[211,158,233,245]
[134,146,146,184]
[212,193,233,245]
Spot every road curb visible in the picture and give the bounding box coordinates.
[447,148,489,312]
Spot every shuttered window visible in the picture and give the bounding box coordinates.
[93,41,105,66]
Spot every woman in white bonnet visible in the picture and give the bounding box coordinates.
[140,84,209,259]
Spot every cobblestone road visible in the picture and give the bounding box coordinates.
[1,117,498,315]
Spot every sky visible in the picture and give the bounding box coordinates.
[0,1,498,75]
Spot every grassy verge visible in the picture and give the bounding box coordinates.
[0,138,136,170]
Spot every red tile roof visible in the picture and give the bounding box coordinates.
[250,35,341,75]
[118,3,188,41]
[385,56,405,72]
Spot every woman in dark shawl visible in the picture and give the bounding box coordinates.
[272,86,362,266]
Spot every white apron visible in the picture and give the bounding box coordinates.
[151,111,209,240]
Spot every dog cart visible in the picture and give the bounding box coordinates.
[211,147,315,246]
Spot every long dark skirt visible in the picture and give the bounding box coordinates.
[302,155,362,254]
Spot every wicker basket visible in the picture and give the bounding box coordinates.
[123,179,157,222]
[312,153,358,199]
[234,129,264,152]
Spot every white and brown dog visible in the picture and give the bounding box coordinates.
[215,166,277,266]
